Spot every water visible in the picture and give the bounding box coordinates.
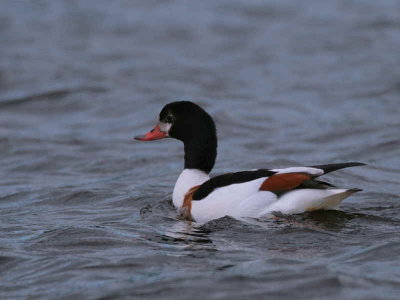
[1,0,400,299]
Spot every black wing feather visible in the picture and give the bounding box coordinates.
[192,169,276,200]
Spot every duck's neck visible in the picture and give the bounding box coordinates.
[172,137,217,209]
[183,138,217,174]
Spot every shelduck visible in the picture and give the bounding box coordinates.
[135,101,365,223]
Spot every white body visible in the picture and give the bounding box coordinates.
[172,168,357,223]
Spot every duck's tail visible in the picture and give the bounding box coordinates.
[262,188,362,216]
[308,162,366,175]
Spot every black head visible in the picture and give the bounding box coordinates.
[135,101,218,173]
[159,101,216,143]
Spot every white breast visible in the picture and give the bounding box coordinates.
[172,169,209,209]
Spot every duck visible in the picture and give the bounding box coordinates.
[134,101,365,223]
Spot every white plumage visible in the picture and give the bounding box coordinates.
[172,167,358,223]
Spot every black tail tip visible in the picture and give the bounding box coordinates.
[351,162,367,167]
[339,162,367,168]
[349,188,363,193]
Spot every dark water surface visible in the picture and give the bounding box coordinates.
[1,0,400,299]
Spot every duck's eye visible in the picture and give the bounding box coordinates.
[165,115,174,123]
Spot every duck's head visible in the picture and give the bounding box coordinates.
[135,101,217,173]
[135,101,216,144]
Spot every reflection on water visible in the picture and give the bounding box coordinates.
[1,0,400,299]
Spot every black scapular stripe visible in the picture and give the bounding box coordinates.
[308,162,366,175]
[192,169,276,200]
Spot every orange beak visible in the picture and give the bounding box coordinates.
[134,124,167,141]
